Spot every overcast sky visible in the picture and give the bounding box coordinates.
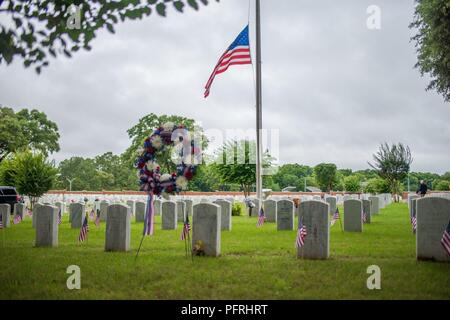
[1,0,449,174]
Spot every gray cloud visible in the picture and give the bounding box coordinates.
[1,0,449,174]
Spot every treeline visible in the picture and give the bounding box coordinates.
[1,107,449,197]
[51,156,450,193]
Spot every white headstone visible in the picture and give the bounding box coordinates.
[263,199,277,222]
[35,205,58,247]
[126,200,135,216]
[325,197,337,216]
[362,199,371,224]
[369,196,379,215]
[105,204,130,252]
[14,202,26,220]
[69,202,85,229]
[176,200,186,222]
[154,199,162,216]
[192,203,221,257]
[416,197,450,262]
[297,200,330,259]
[277,200,294,231]
[162,201,177,230]
[100,200,109,221]
[0,204,11,228]
[344,199,363,232]
[135,201,146,222]
[213,199,232,231]
[184,199,194,217]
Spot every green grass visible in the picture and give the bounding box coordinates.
[0,203,449,299]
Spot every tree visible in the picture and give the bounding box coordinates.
[369,142,413,201]
[314,163,337,192]
[0,156,18,186]
[440,171,450,181]
[188,164,221,192]
[95,152,137,190]
[410,0,450,101]
[364,177,391,194]
[434,180,450,191]
[57,156,103,191]
[0,107,60,162]
[344,175,361,192]
[0,107,25,162]
[338,168,352,177]
[213,140,274,197]
[12,151,58,208]
[0,0,219,73]
[272,163,313,191]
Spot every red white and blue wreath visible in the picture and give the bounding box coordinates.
[135,122,201,238]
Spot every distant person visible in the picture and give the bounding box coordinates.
[416,180,428,197]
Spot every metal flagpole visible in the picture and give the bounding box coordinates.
[255,0,263,205]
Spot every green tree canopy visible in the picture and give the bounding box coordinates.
[369,142,412,199]
[434,180,450,191]
[4,150,58,207]
[343,175,362,192]
[364,177,391,194]
[314,163,337,192]
[213,140,274,197]
[272,163,313,191]
[410,0,450,101]
[0,0,219,73]
[0,106,60,162]
[57,154,137,191]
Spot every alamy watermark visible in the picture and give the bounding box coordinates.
[66,265,81,290]
[66,4,82,30]
[366,5,381,30]
[366,265,381,290]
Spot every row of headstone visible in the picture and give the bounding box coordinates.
[31,202,222,256]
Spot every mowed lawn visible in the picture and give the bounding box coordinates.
[0,203,449,300]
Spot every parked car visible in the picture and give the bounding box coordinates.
[0,186,22,213]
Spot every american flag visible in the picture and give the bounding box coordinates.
[204,25,252,98]
[0,214,3,229]
[13,214,22,224]
[331,208,340,226]
[440,219,450,256]
[296,219,307,248]
[256,207,265,227]
[78,216,89,242]
[411,215,417,234]
[181,215,191,241]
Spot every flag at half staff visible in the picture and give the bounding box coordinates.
[204,25,252,98]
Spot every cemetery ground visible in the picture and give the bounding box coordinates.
[0,203,448,300]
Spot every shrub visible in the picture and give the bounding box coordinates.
[434,180,450,191]
[232,202,244,216]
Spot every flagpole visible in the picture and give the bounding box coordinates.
[255,0,263,205]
